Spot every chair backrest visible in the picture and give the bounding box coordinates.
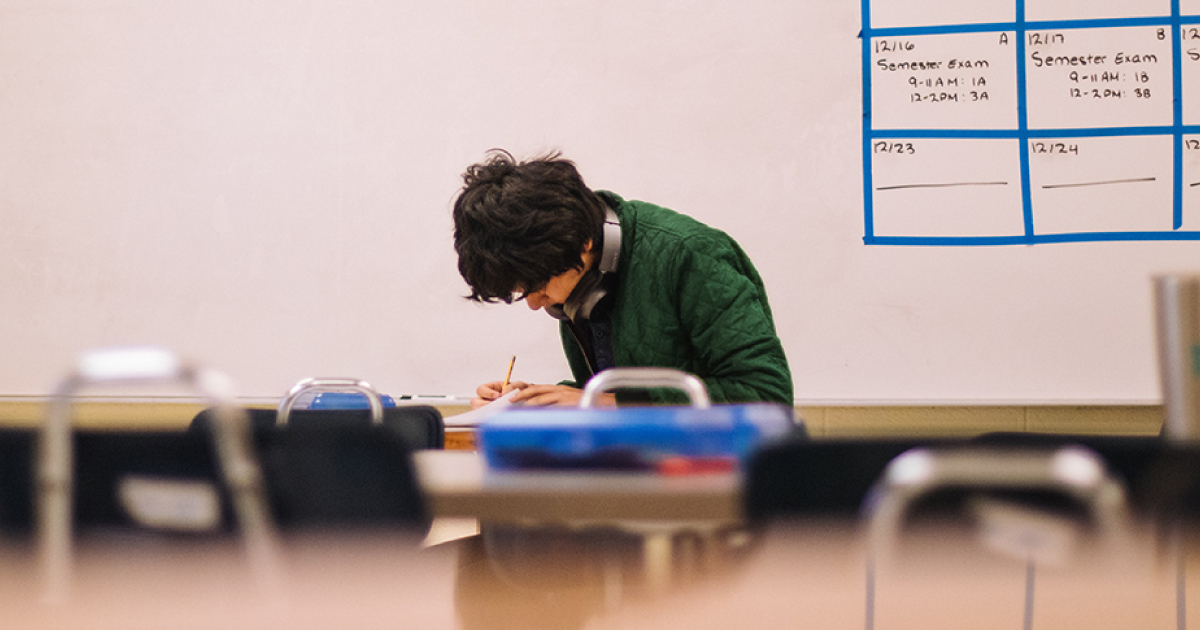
[743,433,1193,524]
[0,429,246,537]
[863,445,1132,559]
[37,346,280,604]
[257,423,429,529]
[73,430,234,534]
[190,405,445,451]
[184,420,430,531]
[744,437,934,522]
[0,424,429,535]
[0,428,35,535]
[0,429,242,536]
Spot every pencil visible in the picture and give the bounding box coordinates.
[501,355,516,392]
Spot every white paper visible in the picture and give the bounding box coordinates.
[442,390,520,428]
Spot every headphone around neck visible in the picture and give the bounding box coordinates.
[546,207,621,322]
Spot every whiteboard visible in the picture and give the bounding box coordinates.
[1,0,1197,404]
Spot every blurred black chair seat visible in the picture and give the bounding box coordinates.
[0,424,429,538]
[190,404,444,451]
[186,420,431,532]
[743,431,1200,527]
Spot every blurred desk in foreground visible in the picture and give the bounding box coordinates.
[413,450,741,523]
[2,519,1189,629]
[1,535,461,630]
[413,450,744,592]
[592,523,1184,630]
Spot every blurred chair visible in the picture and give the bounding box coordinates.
[37,346,280,604]
[187,377,432,530]
[744,436,933,522]
[190,376,444,450]
[744,434,1198,630]
[862,444,1134,630]
[29,348,431,607]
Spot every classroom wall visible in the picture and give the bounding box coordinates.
[7,1,1200,407]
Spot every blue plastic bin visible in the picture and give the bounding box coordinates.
[477,403,794,471]
[308,392,397,410]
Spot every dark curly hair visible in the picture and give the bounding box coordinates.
[452,150,607,303]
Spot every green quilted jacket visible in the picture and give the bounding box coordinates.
[559,192,793,405]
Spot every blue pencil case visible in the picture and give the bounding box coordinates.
[478,402,794,472]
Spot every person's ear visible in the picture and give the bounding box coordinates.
[579,239,595,267]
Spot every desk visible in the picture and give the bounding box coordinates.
[591,523,1181,630]
[0,535,462,629]
[414,450,745,593]
[3,523,1186,630]
[0,474,1192,630]
[414,450,742,523]
[443,427,476,450]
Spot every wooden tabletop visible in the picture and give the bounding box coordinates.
[2,518,1192,629]
[413,450,743,526]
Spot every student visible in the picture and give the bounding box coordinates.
[452,150,792,408]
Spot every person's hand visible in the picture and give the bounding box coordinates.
[470,380,529,409]
[510,385,617,408]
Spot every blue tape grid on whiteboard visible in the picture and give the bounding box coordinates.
[861,2,1200,246]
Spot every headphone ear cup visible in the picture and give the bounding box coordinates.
[576,285,608,320]
[597,209,621,274]
[560,271,601,321]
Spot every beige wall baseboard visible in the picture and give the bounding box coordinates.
[0,401,1165,438]
[0,401,249,430]
[797,405,1164,438]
